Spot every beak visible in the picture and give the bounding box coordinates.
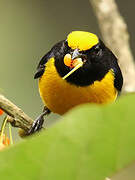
[62,49,83,80]
[71,49,82,60]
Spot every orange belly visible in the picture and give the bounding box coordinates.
[39,58,117,115]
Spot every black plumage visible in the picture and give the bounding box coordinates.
[35,39,123,92]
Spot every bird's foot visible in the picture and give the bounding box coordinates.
[28,107,51,135]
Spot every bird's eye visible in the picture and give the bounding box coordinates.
[94,45,100,53]
[64,40,71,52]
[94,45,102,56]
[64,40,68,46]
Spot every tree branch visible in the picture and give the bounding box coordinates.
[0,94,33,132]
[89,0,135,93]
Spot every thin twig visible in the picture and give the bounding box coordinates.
[8,123,13,145]
[0,94,33,131]
[0,116,8,144]
[89,0,135,93]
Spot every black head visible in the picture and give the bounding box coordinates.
[53,31,123,91]
[36,31,123,92]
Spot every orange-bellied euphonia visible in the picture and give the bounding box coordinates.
[29,31,123,134]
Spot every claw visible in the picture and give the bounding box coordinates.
[28,107,51,135]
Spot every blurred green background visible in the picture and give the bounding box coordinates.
[0,1,135,179]
[0,0,134,122]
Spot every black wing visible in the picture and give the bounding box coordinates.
[34,40,66,79]
[34,50,52,79]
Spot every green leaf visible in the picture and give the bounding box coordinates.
[0,94,135,180]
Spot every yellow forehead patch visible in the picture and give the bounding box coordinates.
[67,31,99,51]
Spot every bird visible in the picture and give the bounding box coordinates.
[29,31,123,134]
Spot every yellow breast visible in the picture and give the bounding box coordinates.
[39,58,117,115]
